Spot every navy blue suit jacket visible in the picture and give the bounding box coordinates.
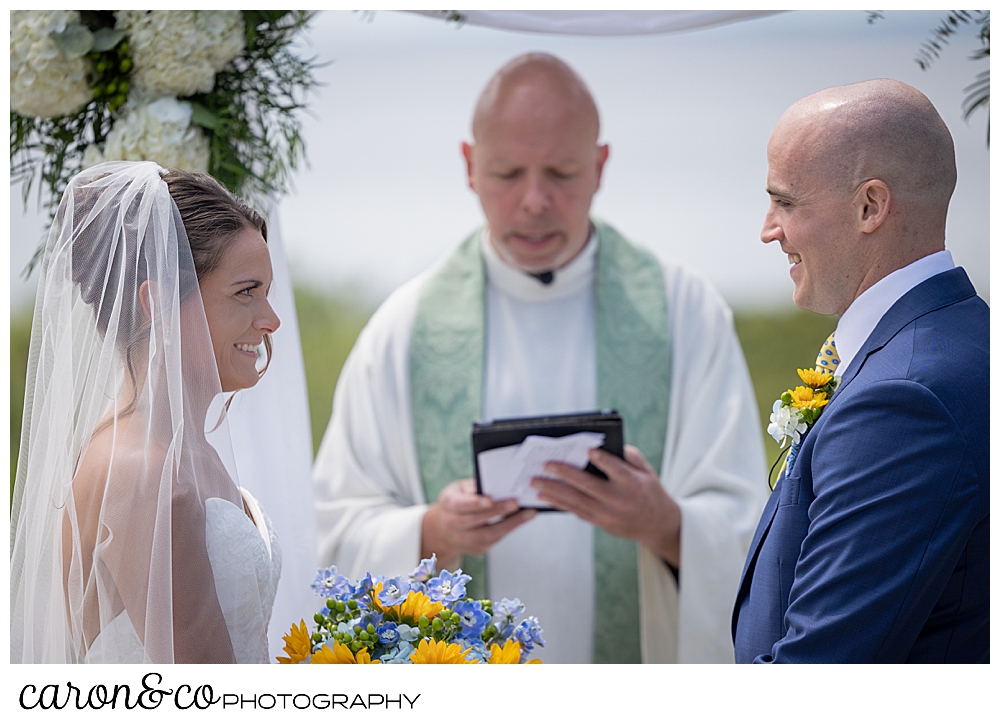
[732,268,989,663]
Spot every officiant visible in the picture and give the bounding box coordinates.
[313,53,768,663]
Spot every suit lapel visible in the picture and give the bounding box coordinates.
[831,268,977,402]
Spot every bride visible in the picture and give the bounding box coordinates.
[11,162,282,663]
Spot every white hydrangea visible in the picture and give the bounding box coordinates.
[115,10,245,98]
[767,401,807,448]
[84,97,210,173]
[10,10,93,118]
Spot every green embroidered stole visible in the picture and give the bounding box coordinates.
[411,220,671,663]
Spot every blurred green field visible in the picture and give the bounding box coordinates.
[10,286,835,497]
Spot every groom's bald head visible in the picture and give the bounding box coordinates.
[762,79,957,316]
[772,78,957,219]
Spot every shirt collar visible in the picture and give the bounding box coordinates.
[834,250,955,374]
[481,227,598,303]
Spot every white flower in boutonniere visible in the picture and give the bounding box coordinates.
[767,367,838,448]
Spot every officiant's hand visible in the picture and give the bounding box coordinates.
[421,478,537,570]
[531,445,681,568]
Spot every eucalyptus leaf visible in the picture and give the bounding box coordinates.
[91,28,126,53]
[189,103,220,130]
[50,25,94,60]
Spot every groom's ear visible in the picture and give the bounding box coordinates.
[461,142,477,193]
[138,280,153,321]
[858,179,891,234]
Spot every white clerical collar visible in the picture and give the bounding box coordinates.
[481,227,598,303]
[835,250,955,374]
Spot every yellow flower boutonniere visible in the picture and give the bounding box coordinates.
[766,367,839,488]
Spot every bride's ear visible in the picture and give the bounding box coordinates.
[138,280,153,321]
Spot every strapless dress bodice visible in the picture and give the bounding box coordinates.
[85,488,281,664]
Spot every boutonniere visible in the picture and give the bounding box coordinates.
[767,367,838,487]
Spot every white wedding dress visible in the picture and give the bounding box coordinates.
[85,489,282,664]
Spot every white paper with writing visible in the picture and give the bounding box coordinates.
[477,432,606,507]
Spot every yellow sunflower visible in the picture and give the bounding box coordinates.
[395,590,445,622]
[797,367,833,388]
[311,640,380,664]
[487,640,522,664]
[374,582,444,623]
[408,638,474,664]
[789,386,829,410]
[276,619,312,664]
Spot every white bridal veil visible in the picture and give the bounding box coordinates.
[10,161,264,663]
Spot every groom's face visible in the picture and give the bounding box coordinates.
[462,75,609,273]
[761,115,861,316]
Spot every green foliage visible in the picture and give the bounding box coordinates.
[10,307,34,503]
[292,285,374,454]
[188,10,321,205]
[918,11,990,145]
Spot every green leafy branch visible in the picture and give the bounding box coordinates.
[188,10,322,206]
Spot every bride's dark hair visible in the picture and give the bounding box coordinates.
[71,167,273,385]
[161,169,273,379]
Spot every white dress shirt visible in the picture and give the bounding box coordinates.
[835,250,956,375]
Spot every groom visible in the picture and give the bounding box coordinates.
[732,79,989,662]
[314,53,768,663]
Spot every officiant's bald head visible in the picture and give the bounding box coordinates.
[471,53,601,142]
[462,53,609,274]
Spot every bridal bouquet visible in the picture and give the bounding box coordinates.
[278,555,545,664]
[11,10,317,271]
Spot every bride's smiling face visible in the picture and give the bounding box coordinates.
[198,227,280,392]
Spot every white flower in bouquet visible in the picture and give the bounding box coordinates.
[115,10,245,98]
[10,10,93,119]
[86,97,210,173]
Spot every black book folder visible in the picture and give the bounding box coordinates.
[471,410,625,510]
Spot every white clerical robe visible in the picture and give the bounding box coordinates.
[314,230,768,663]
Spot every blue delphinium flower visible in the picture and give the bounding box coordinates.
[377,576,411,607]
[453,599,490,639]
[513,616,546,660]
[355,572,385,609]
[409,554,437,583]
[377,622,400,647]
[426,569,471,603]
[495,597,524,618]
[311,566,351,598]
[490,597,524,638]
[380,641,414,664]
[357,609,383,631]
